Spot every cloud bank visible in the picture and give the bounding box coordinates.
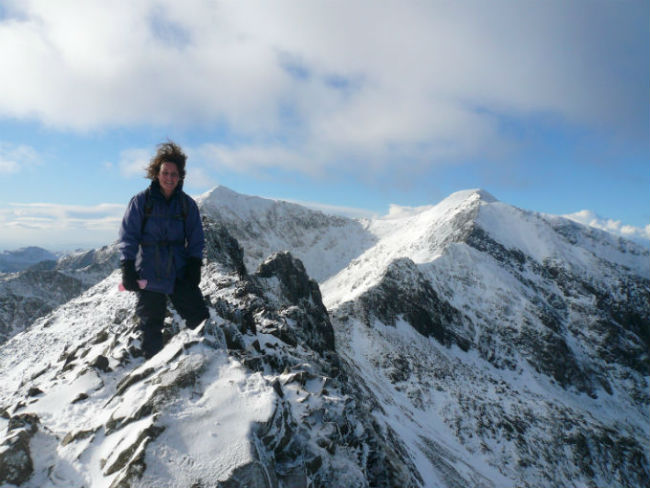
[0,202,125,250]
[564,210,650,245]
[1,0,647,178]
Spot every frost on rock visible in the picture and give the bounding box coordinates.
[256,251,335,354]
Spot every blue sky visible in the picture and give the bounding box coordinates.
[0,0,648,251]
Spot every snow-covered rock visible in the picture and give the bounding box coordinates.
[324,189,649,487]
[199,187,649,487]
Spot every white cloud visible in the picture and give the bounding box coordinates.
[564,210,650,244]
[195,143,312,176]
[0,0,646,176]
[118,148,150,178]
[0,202,125,250]
[0,160,18,173]
[0,142,40,173]
[184,166,218,192]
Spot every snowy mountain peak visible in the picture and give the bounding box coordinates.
[196,185,307,221]
[444,187,498,205]
[197,184,267,210]
[196,186,376,283]
[383,189,496,221]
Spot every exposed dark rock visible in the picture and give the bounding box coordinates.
[344,257,471,351]
[90,354,111,373]
[103,423,165,476]
[26,387,43,397]
[72,393,89,404]
[203,217,247,277]
[255,252,335,354]
[0,413,40,486]
[0,430,34,485]
[7,413,39,433]
[463,223,650,398]
[467,227,527,269]
[62,428,96,446]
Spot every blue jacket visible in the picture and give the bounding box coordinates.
[118,180,204,294]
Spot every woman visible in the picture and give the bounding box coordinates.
[118,141,209,359]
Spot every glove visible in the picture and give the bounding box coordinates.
[185,257,202,287]
[120,260,140,292]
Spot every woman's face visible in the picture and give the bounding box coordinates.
[158,162,180,198]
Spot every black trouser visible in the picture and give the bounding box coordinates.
[135,279,209,359]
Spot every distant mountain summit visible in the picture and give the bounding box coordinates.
[1,187,648,487]
[0,247,59,273]
[196,185,377,282]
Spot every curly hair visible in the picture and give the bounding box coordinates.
[145,141,187,181]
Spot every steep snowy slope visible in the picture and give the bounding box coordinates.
[325,190,649,487]
[0,270,86,345]
[55,244,121,286]
[322,189,648,307]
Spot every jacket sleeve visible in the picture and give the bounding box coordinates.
[118,194,144,262]
[184,196,205,260]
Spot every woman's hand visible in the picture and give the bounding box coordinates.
[120,260,140,291]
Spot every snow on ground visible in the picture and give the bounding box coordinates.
[0,269,276,488]
[337,315,514,487]
[136,352,275,487]
[2,186,647,487]
[478,203,649,279]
